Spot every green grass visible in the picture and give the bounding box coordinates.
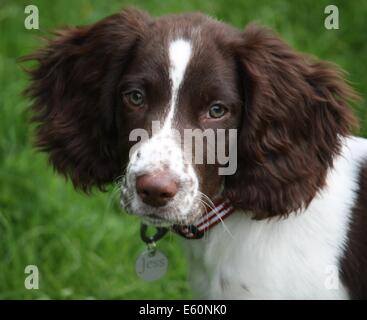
[0,0,366,299]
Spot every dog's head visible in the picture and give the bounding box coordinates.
[24,8,356,225]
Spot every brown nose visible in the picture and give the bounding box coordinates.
[136,173,178,207]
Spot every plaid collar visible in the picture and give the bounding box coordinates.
[172,198,235,239]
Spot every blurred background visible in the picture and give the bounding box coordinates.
[0,0,366,299]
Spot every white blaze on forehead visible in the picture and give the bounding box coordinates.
[162,39,192,131]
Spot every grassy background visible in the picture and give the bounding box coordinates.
[0,0,366,299]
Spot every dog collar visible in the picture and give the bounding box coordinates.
[172,198,235,239]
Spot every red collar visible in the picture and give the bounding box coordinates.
[172,198,235,239]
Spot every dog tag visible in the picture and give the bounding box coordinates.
[135,249,168,281]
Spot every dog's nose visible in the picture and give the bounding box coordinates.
[136,173,178,207]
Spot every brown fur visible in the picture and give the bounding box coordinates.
[341,160,367,299]
[225,25,358,218]
[23,9,151,192]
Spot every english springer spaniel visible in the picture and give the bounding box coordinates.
[24,8,367,299]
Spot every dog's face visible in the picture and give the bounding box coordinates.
[118,19,242,225]
[25,8,356,223]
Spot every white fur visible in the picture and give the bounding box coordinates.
[185,137,367,299]
[164,39,193,130]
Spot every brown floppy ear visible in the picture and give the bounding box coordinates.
[225,24,358,219]
[23,8,151,192]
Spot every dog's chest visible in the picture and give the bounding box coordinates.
[185,211,350,299]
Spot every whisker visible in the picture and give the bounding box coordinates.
[198,191,234,239]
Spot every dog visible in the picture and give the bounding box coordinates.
[24,8,367,299]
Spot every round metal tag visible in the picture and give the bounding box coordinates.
[135,250,168,281]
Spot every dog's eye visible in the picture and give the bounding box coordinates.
[124,90,145,107]
[208,104,227,119]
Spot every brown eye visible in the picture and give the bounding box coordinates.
[208,104,226,119]
[125,90,144,107]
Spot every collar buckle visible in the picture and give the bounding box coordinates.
[172,224,204,239]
